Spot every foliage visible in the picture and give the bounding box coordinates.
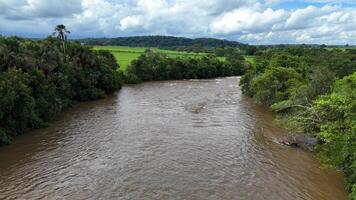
[0,36,123,145]
[306,74,355,194]
[243,45,258,55]
[240,46,356,196]
[78,35,245,48]
[0,69,38,144]
[80,36,249,57]
[52,24,70,41]
[125,50,246,83]
[93,46,213,70]
[250,67,302,105]
[52,24,70,54]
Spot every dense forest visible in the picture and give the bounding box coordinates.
[124,49,246,83]
[0,36,123,145]
[78,35,245,48]
[240,47,356,197]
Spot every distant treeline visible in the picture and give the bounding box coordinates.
[77,36,268,57]
[256,43,355,49]
[77,35,245,48]
[125,50,247,83]
[240,47,356,197]
[0,37,123,145]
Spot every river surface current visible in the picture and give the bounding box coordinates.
[0,77,348,200]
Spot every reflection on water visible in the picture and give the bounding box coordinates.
[0,77,348,199]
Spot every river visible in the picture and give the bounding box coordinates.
[0,77,348,199]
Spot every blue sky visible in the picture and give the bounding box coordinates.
[0,0,356,44]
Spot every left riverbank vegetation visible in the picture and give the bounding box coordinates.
[0,35,124,145]
[240,47,356,198]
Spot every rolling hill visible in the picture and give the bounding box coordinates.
[78,35,245,48]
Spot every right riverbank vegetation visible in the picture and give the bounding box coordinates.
[240,47,356,198]
[1,32,355,198]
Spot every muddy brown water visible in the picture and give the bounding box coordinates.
[0,77,348,200]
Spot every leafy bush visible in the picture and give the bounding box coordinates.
[125,50,245,83]
[250,67,302,105]
[240,47,356,196]
[0,36,123,145]
[310,73,355,194]
[0,69,38,144]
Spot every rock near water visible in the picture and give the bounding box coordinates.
[281,134,320,151]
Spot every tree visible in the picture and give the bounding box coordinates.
[52,24,70,54]
[291,73,356,195]
[244,45,258,55]
[250,67,302,106]
[240,46,356,197]
[0,36,123,145]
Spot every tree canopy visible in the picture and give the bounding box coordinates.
[78,36,245,48]
[124,50,246,83]
[0,36,123,145]
[240,46,356,198]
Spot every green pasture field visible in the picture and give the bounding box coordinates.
[243,55,256,65]
[93,46,211,71]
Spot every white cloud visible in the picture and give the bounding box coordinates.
[285,5,337,29]
[0,0,356,44]
[120,15,143,30]
[137,0,167,11]
[210,8,288,34]
[0,0,82,19]
[210,5,356,44]
[23,0,83,18]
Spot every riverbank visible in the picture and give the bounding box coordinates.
[240,47,356,198]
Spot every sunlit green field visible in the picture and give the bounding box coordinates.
[93,46,211,71]
[243,55,256,64]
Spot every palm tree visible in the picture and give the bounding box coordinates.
[52,24,70,54]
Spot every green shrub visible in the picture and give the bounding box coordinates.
[126,50,245,81]
[240,46,356,196]
[0,37,123,145]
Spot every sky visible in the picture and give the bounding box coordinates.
[0,0,356,44]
